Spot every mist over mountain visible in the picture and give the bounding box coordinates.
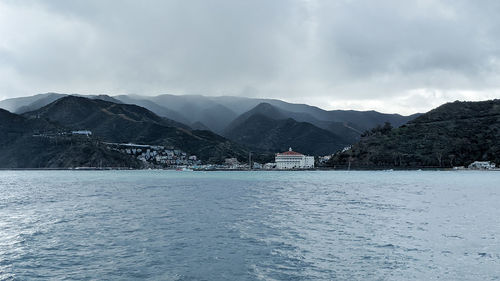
[22,96,248,163]
[224,103,287,132]
[125,94,419,148]
[223,103,351,155]
[134,94,418,134]
[0,93,419,140]
[0,93,123,114]
[115,95,192,126]
[0,93,66,114]
[0,93,423,163]
[141,95,239,133]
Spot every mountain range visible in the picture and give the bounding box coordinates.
[1,95,263,168]
[24,96,248,162]
[3,93,498,169]
[2,93,498,169]
[0,93,418,132]
[223,103,351,155]
[0,93,419,155]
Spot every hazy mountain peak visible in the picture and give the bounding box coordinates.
[250,102,284,116]
[239,102,287,120]
[222,103,287,135]
[223,111,349,155]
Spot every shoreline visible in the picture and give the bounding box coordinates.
[0,167,499,172]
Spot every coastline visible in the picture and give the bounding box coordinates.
[1,167,499,172]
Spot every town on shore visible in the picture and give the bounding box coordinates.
[31,130,500,172]
[1,95,499,170]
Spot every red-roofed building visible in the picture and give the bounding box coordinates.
[275,147,314,169]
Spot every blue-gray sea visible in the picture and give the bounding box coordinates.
[0,170,499,280]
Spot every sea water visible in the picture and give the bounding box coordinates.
[0,170,499,280]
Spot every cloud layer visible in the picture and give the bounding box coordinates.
[1,0,500,113]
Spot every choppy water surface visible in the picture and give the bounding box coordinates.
[0,171,499,280]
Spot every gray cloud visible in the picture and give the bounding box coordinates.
[1,0,500,113]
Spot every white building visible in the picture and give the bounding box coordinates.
[263,162,276,169]
[468,161,496,170]
[275,148,315,169]
[319,155,332,164]
[71,130,92,136]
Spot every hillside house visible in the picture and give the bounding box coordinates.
[468,161,496,169]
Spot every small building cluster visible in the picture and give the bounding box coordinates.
[265,148,315,169]
[33,130,94,138]
[468,161,496,170]
[318,155,332,165]
[220,158,258,169]
[105,143,201,166]
[71,130,92,136]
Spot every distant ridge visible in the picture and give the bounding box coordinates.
[0,93,122,114]
[0,93,419,139]
[1,92,421,159]
[115,95,192,125]
[0,93,65,114]
[223,102,287,133]
[223,103,351,155]
[136,94,418,135]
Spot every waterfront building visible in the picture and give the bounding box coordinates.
[468,161,496,169]
[263,163,276,169]
[275,148,314,169]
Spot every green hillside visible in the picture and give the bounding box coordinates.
[329,100,500,168]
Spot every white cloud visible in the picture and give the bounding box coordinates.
[1,0,500,114]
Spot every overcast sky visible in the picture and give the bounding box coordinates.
[1,0,500,114]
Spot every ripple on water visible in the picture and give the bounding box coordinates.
[0,170,500,280]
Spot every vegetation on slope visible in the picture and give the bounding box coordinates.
[329,100,500,168]
[224,103,351,155]
[23,96,249,163]
[0,109,140,168]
